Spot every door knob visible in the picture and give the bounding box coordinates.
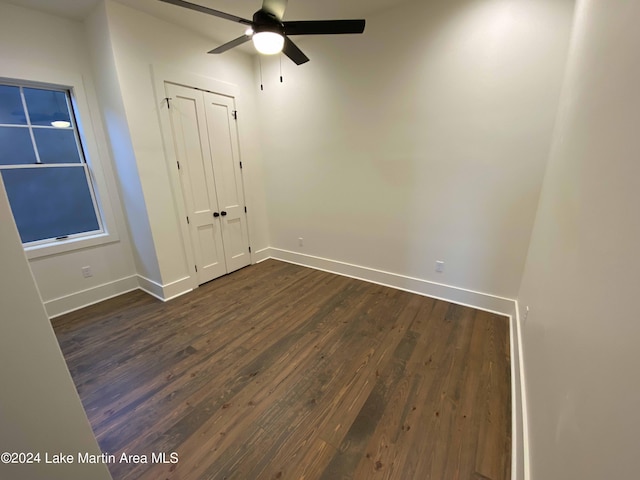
[213,212,220,218]
[221,211,228,216]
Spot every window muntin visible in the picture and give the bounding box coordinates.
[0,83,103,245]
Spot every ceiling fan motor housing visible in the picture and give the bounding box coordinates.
[252,10,284,36]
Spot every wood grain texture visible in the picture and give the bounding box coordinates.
[53,259,511,480]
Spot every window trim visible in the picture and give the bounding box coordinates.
[0,72,119,260]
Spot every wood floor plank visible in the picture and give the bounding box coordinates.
[53,259,511,480]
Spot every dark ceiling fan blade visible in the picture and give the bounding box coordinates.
[262,0,288,21]
[284,19,365,36]
[208,35,252,54]
[282,36,309,65]
[158,0,252,25]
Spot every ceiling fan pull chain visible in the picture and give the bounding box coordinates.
[280,54,284,83]
[259,56,264,91]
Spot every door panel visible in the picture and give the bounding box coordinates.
[204,92,250,272]
[166,83,227,284]
[196,224,224,268]
[224,215,249,264]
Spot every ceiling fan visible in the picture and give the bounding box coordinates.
[159,0,366,65]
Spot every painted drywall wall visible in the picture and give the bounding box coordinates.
[0,180,112,480]
[257,0,574,299]
[85,2,162,291]
[517,0,640,478]
[0,2,137,317]
[102,0,269,292]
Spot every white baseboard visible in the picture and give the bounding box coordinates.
[137,274,164,300]
[46,273,193,319]
[514,302,531,480]
[162,275,193,300]
[45,275,139,319]
[137,274,192,302]
[252,247,271,263]
[268,247,515,316]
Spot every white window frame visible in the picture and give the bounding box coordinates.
[0,71,119,260]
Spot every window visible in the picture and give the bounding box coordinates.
[0,83,103,245]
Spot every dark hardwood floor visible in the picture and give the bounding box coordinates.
[53,259,511,480]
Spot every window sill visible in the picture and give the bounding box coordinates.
[24,230,119,260]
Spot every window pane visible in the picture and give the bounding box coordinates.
[2,166,100,243]
[23,88,71,126]
[33,129,81,164]
[0,85,27,124]
[0,127,37,165]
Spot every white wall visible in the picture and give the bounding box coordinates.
[517,1,640,478]
[257,0,574,300]
[101,0,270,295]
[0,180,111,480]
[85,2,162,290]
[0,2,137,317]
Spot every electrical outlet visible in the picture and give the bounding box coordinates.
[298,237,304,247]
[435,261,444,273]
[82,266,93,278]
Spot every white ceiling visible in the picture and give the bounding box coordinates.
[1,0,409,51]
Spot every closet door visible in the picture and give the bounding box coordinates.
[166,83,227,284]
[204,92,251,273]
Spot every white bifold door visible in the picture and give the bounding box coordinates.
[166,83,250,285]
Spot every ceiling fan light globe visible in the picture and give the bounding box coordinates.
[252,31,284,55]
